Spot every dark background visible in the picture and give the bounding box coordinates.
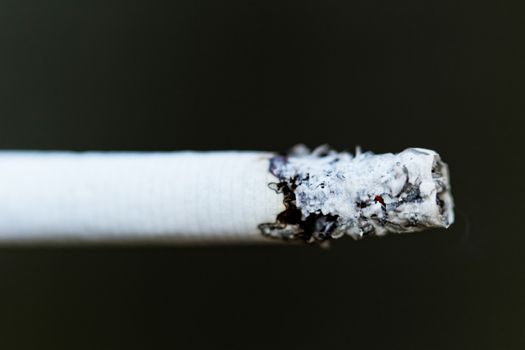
[0,0,524,349]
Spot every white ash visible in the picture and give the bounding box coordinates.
[259,145,454,242]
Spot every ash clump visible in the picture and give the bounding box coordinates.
[259,145,454,243]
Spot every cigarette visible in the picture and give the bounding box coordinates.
[0,146,454,245]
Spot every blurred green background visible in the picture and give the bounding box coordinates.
[0,0,523,348]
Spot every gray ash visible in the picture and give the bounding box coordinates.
[259,145,454,243]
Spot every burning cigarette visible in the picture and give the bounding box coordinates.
[0,146,454,244]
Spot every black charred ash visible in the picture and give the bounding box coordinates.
[258,154,340,243]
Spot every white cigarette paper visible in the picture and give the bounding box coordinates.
[0,152,283,243]
[0,147,454,244]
